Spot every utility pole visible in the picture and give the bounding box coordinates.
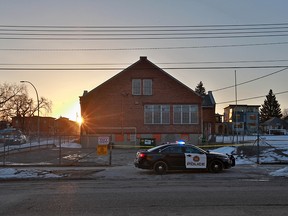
[234,70,239,144]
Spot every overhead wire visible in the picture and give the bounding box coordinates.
[212,67,288,92]
[1,59,288,66]
[1,34,288,40]
[2,23,288,40]
[1,65,288,70]
[1,23,288,105]
[2,22,288,28]
[1,41,288,51]
[217,90,288,104]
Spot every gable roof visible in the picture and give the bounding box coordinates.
[81,56,200,98]
[202,91,216,107]
[262,117,288,127]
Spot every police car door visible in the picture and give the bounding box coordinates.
[161,145,185,169]
[184,146,207,169]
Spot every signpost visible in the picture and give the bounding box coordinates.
[97,136,109,156]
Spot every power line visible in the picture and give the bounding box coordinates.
[2,34,288,40]
[217,90,288,104]
[1,41,288,51]
[1,66,288,71]
[2,30,288,36]
[212,67,288,92]
[2,23,288,40]
[2,26,288,32]
[1,22,288,28]
[1,59,288,66]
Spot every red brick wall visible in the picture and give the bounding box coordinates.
[81,57,203,135]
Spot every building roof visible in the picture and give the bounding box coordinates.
[80,56,199,99]
[224,104,260,109]
[262,117,288,127]
[202,91,216,107]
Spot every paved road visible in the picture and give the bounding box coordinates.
[0,176,287,216]
[1,147,287,215]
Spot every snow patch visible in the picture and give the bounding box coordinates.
[269,167,288,177]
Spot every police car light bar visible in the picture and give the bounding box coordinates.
[177,140,185,145]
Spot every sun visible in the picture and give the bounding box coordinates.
[76,116,83,125]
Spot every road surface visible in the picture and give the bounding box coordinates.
[0,175,287,216]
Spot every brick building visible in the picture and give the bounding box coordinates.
[12,116,55,136]
[80,56,216,147]
[12,116,79,136]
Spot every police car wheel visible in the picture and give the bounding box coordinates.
[209,160,224,173]
[153,161,168,175]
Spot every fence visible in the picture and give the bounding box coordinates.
[0,134,138,167]
[215,135,288,164]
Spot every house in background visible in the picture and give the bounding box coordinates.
[54,117,80,135]
[12,116,55,136]
[261,117,288,135]
[202,91,216,142]
[223,104,260,135]
[12,116,79,136]
[80,56,216,147]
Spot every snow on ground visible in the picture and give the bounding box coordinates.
[269,167,288,177]
[0,138,288,179]
[0,168,62,179]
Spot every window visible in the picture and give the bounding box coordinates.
[144,105,170,124]
[143,79,152,95]
[132,79,141,95]
[249,114,257,120]
[185,146,203,154]
[132,79,152,95]
[173,105,198,124]
[161,146,183,153]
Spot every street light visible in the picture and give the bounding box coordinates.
[20,80,40,144]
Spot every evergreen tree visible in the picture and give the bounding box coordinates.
[260,89,282,122]
[195,81,206,96]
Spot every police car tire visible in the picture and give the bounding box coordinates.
[208,160,224,173]
[153,161,168,175]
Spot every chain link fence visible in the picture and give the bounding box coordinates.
[0,135,134,167]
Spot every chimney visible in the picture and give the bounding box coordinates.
[83,90,88,96]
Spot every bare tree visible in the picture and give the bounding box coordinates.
[0,83,52,121]
[0,83,25,120]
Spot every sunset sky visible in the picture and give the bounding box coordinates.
[1,0,288,121]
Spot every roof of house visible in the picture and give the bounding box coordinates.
[81,56,200,98]
[224,104,260,109]
[202,91,216,107]
[262,117,288,127]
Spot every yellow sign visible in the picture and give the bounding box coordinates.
[97,145,108,155]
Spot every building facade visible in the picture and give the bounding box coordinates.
[12,116,79,136]
[223,104,260,135]
[80,56,216,147]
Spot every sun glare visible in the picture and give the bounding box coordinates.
[76,117,83,125]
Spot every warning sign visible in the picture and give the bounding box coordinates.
[97,145,108,155]
[185,153,207,168]
[98,136,110,145]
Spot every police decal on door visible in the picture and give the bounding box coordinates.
[185,153,207,168]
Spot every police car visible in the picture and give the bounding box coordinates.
[134,141,235,174]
